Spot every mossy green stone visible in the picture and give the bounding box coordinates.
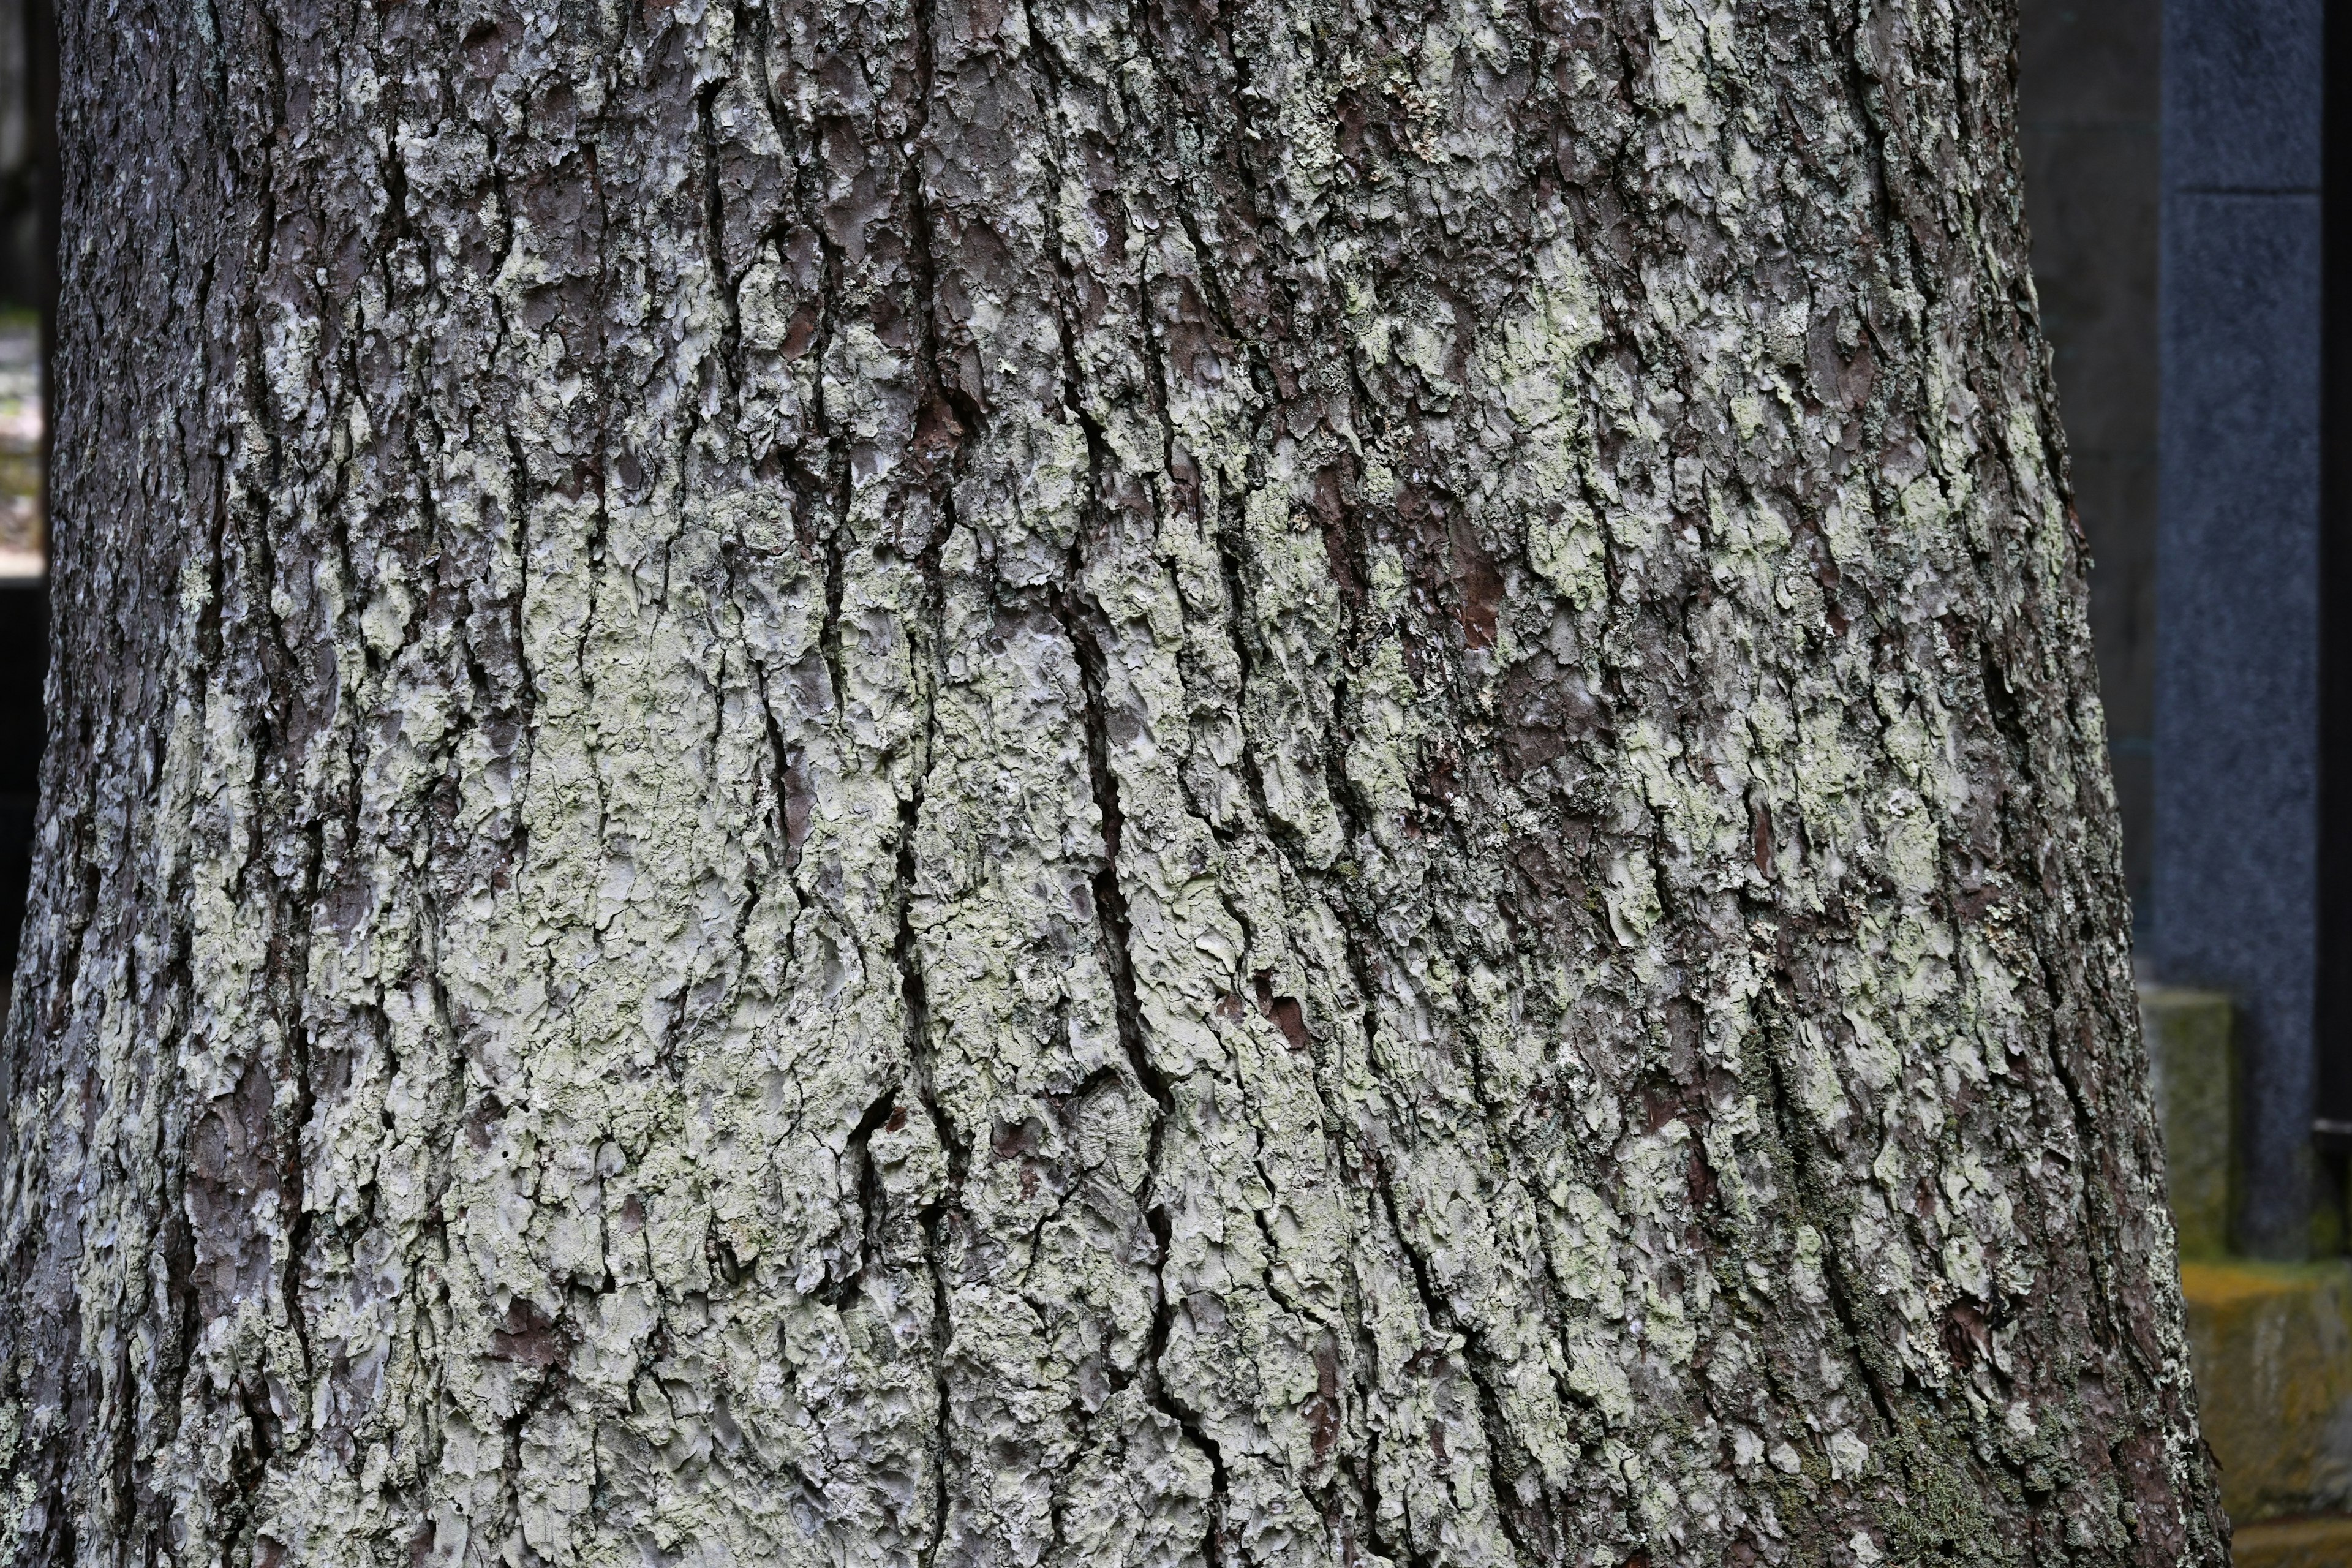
[2182,1261,2352,1522]
[2231,1515,2352,1568]
[2144,986,2237,1256]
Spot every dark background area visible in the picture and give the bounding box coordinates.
[2017,0,2160,924]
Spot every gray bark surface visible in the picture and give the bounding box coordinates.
[0,0,2223,1560]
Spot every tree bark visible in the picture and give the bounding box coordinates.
[0,0,2223,1559]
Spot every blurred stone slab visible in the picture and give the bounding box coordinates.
[2232,1514,2352,1568]
[2144,986,2236,1256]
[2181,1261,2352,1522]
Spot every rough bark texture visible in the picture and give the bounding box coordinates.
[0,0,2223,1560]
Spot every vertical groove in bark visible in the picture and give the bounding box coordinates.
[0,0,2226,1558]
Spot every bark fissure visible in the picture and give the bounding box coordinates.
[1749,963,1956,1511]
[900,7,970,1565]
[1372,1144,1554,1560]
[1030,48,1234,1538]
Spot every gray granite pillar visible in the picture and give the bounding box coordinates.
[2153,0,2324,1257]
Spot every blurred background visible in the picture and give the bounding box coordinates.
[0,0,42,1047]
[0,0,2339,1549]
[2025,0,2346,1548]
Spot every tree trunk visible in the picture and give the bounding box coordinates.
[0,0,2223,1559]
